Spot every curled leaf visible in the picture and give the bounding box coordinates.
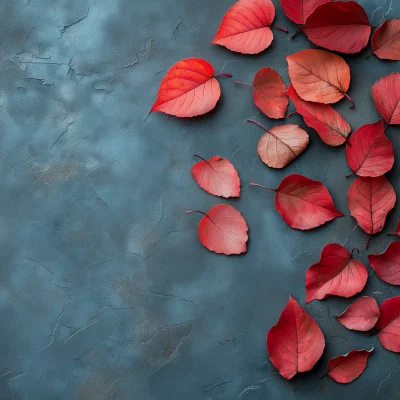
[376,296,400,352]
[368,241,400,286]
[371,19,400,60]
[280,0,330,25]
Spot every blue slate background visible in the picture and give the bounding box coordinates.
[0,0,399,398]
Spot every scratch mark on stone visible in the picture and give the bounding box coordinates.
[51,121,75,147]
[202,379,233,395]
[64,319,99,344]
[40,303,70,352]
[238,385,261,398]
[378,371,391,391]
[148,291,195,304]
[8,373,26,383]
[173,17,185,40]
[58,3,93,39]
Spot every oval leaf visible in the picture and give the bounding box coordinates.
[287,84,351,146]
[336,296,380,332]
[302,1,371,54]
[376,296,400,352]
[191,155,240,198]
[327,349,373,384]
[372,73,400,125]
[186,205,248,255]
[305,244,368,303]
[280,0,330,25]
[287,49,351,105]
[371,19,400,60]
[267,296,325,380]
[368,241,400,285]
[211,0,275,54]
[151,58,220,117]
[346,120,394,177]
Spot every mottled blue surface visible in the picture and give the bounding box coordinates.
[0,0,399,399]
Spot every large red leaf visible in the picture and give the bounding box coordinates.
[371,19,400,60]
[305,244,368,303]
[186,204,248,255]
[251,174,343,230]
[376,296,400,352]
[336,296,380,331]
[235,68,288,119]
[327,349,373,384]
[388,220,400,236]
[368,241,400,285]
[347,176,396,248]
[346,120,394,177]
[287,49,353,107]
[302,1,371,54]
[267,296,325,380]
[211,0,284,54]
[287,84,350,146]
[279,0,331,25]
[191,155,240,198]
[247,119,309,168]
[372,73,400,126]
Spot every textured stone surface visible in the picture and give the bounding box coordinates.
[0,0,399,399]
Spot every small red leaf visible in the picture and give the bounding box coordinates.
[372,73,400,126]
[371,19,400,60]
[287,84,351,146]
[251,174,343,230]
[305,244,368,303]
[388,220,400,236]
[191,155,240,198]
[336,296,380,331]
[368,241,400,285]
[287,49,352,107]
[267,296,325,380]
[247,119,309,169]
[302,1,371,54]
[151,58,223,117]
[211,0,277,54]
[327,349,373,384]
[346,120,394,177]
[376,296,400,352]
[186,205,248,255]
[347,176,396,247]
[280,0,330,25]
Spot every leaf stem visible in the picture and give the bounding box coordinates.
[346,172,355,179]
[186,210,208,217]
[234,81,253,87]
[344,93,355,109]
[365,235,372,249]
[193,154,208,162]
[247,119,268,131]
[291,25,303,39]
[287,111,298,118]
[215,72,232,78]
[351,248,360,258]
[365,50,373,59]
[272,26,288,33]
[387,232,398,236]
[249,183,276,192]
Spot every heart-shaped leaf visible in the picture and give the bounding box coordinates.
[371,19,400,60]
[280,0,330,25]
[368,241,400,286]
[376,296,400,352]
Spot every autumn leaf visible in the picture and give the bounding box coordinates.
[247,119,309,168]
[326,349,373,384]
[347,176,396,248]
[280,0,330,25]
[151,58,231,117]
[371,19,400,60]
[186,204,248,255]
[235,68,288,119]
[336,296,380,331]
[250,174,343,230]
[368,241,400,286]
[287,49,353,107]
[302,1,371,54]
[346,120,394,177]
[191,155,240,198]
[211,0,287,54]
[287,84,350,146]
[267,296,325,380]
[376,296,400,352]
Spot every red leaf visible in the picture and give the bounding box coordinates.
[235,68,288,119]
[347,176,396,247]
[267,296,325,380]
[305,244,368,303]
[327,349,373,384]
[191,155,240,198]
[279,0,331,25]
[368,241,400,285]
[302,1,371,54]
[247,119,309,168]
[372,73,400,126]
[287,49,353,107]
[336,296,380,331]
[211,0,281,54]
[346,120,394,177]
[186,205,248,255]
[287,84,351,146]
[371,19,400,60]
[388,220,400,236]
[151,58,226,117]
[376,296,400,352]
[251,174,343,230]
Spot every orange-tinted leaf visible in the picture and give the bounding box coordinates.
[371,19,400,60]
[280,0,330,25]
[303,1,371,54]
[376,296,400,352]
[267,296,325,379]
[368,241,400,285]
[287,84,350,146]
[372,73,400,125]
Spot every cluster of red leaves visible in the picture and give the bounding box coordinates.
[150,0,400,387]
